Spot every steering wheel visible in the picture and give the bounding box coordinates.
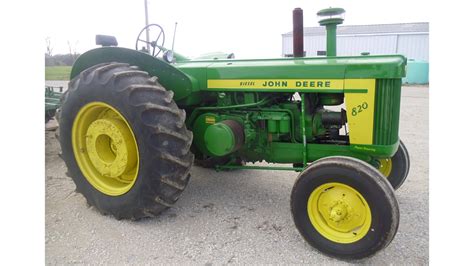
[135,24,166,57]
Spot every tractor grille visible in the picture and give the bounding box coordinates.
[373,79,402,145]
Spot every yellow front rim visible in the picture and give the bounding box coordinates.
[307,182,372,243]
[378,158,393,177]
[72,102,139,196]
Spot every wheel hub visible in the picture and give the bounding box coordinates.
[307,182,372,243]
[85,118,137,181]
[72,102,140,196]
[329,203,348,222]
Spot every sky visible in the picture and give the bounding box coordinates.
[44,0,430,59]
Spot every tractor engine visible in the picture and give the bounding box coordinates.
[190,92,348,163]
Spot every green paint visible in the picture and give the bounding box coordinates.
[204,122,236,156]
[351,101,369,116]
[268,119,278,133]
[70,47,195,101]
[267,142,371,163]
[190,55,406,83]
[317,7,346,17]
[216,164,304,172]
[45,86,63,112]
[70,15,407,172]
[279,117,290,133]
[317,7,345,56]
[373,79,402,145]
[191,113,216,156]
[344,89,368,93]
[350,140,400,158]
[325,24,338,56]
[300,93,308,166]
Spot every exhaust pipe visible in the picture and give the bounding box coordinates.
[293,8,304,58]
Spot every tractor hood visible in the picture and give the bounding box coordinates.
[175,55,407,91]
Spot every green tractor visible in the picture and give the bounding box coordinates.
[57,7,409,259]
[45,85,63,123]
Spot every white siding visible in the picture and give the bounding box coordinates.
[337,35,397,56]
[282,36,293,55]
[397,34,429,61]
[282,35,326,56]
[282,32,429,61]
[304,35,326,56]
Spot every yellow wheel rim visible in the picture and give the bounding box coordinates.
[378,158,393,177]
[72,102,139,196]
[307,182,372,243]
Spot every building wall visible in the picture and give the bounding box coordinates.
[397,34,429,61]
[337,35,398,56]
[282,33,429,61]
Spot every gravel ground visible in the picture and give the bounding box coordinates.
[45,85,429,264]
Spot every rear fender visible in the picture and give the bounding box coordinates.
[70,47,195,100]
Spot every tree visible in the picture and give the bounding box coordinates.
[67,40,79,62]
[45,37,53,57]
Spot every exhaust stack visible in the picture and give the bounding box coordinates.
[317,7,345,56]
[292,8,304,58]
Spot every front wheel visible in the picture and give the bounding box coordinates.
[378,140,410,190]
[291,156,399,259]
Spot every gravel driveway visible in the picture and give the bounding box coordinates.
[45,85,429,264]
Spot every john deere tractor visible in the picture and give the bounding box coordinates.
[57,7,409,259]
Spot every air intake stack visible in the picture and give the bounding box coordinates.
[317,7,345,56]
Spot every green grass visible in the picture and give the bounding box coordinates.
[45,66,72,80]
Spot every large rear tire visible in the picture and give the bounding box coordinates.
[58,62,193,220]
[291,156,399,259]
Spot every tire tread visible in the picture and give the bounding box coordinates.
[59,62,194,220]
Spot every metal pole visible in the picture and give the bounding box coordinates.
[171,22,177,52]
[144,0,150,52]
[300,93,307,167]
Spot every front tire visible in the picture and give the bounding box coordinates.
[291,156,399,259]
[378,140,410,190]
[59,62,194,220]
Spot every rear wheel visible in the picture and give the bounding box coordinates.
[378,140,410,190]
[58,62,193,220]
[291,156,399,259]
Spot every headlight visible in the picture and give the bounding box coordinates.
[163,50,174,63]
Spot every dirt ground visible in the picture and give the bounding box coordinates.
[45,85,429,264]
